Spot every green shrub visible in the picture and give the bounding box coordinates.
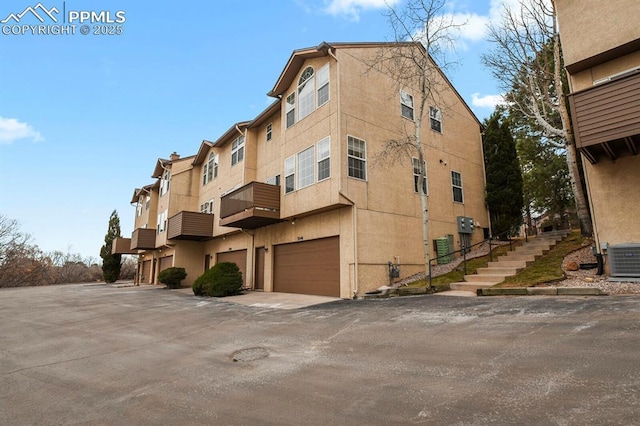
[157,267,187,289]
[192,262,243,297]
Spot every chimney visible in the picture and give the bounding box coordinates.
[170,152,180,161]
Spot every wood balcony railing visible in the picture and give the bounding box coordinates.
[131,228,156,250]
[167,211,214,241]
[568,72,640,163]
[219,182,283,229]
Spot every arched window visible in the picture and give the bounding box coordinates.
[297,67,315,121]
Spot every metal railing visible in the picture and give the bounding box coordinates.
[428,228,516,289]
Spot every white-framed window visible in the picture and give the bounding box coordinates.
[297,146,315,189]
[317,64,329,107]
[286,92,295,128]
[231,135,244,166]
[412,158,427,194]
[200,199,214,214]
[266,175,281,186]
[347,136,367,180]
[157,210,168,233]
[266,123,273,141]
[160,170,171,196]
[284,156,295,193]
[451,171,464,203]
[400,90,414,120]
[145,195,150,210]
[285,63,330,129]
[298,67,315,121]
[317,136,330,181]
[203,152,218,185]
[430,106,442,132]
[136,197,143,217]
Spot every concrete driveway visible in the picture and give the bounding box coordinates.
[1,284,639,425]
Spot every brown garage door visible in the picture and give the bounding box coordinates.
[158,255,173,273]
[273,237,340,297]
[141,260,152,284]
[217,250,247,285]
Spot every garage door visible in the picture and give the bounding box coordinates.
[158,255,173,274]
[217,250,247,285]
[273,237,340,297]
[141,260,152,284]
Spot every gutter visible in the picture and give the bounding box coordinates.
[339,191,359,299]
[329,48,359,298]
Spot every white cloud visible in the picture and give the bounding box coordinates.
[0,117,43,144]
[471,92,506,109]
[324,0,399,21]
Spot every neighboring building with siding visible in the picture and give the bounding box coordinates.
[555,1,640,278]
[114,42,489,297]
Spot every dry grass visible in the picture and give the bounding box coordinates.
[496,231,589,287]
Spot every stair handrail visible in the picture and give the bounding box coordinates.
[428,227,516,289]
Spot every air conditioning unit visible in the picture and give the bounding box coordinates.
[608,244,640,281]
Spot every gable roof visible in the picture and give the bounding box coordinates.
[268,41,481,127]
[130,181,159,204]
[151,155,195,178]
[191,121,251,166]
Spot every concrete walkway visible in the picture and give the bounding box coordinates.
[173,288,342,309]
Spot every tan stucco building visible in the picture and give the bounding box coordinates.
[555,1,640,279]
[114,42,489,297]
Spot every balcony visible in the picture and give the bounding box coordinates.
[111,238,137,255]
[568,72,640,164]
[131,228,156,250]
[167,211,214,241]
[219,182,283,229]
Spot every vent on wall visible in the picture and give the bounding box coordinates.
[593,66,640,86]
[608,244,640,279]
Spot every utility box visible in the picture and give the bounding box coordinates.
[457,216,475,234]
[435,237,452,264]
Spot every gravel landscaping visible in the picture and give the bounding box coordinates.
[553,245,640,295]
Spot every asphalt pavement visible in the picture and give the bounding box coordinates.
[1,284,639,425]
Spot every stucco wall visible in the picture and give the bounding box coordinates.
[585,155,640,249]
[555,0,640,67]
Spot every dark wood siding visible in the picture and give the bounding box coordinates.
[131,228,156,250]
[273,237,340,297]
[217,250,247,285]
[167,211,214,240]
[112,238,135,254]
[569,72,640,149]
[219,182,282,229]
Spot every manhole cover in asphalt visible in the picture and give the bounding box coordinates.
[232,347,269,362]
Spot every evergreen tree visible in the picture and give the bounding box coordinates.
[483,109,524,237]
[100,210,122,283]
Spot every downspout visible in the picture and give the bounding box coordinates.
[328,47,359,297]
[241,229,255,289]
[235,124,248,186]
[340,191,358,299]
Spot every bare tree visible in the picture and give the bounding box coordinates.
[482,0,592,235]
[372,0,465,282]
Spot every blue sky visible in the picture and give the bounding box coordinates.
[0,0,510,260]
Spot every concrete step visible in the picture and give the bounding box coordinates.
[464,274,506,283]
[488,260,530,268]
[450,282,495,292]
[511,248,549,256]
[433,290,477,297]
[476,267,521,275]
[515,243,551,251]
[500,254,538,262]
